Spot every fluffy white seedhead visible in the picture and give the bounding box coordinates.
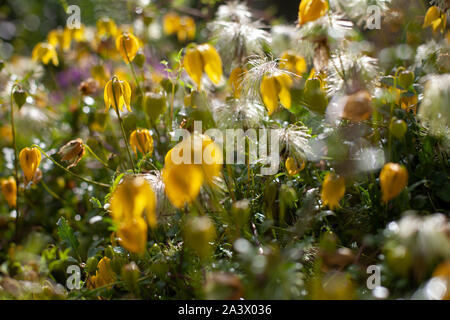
[329,0,391,28]
[271,25,315,61]
[326,49,380,96]
[208,20,271,70]
[418,74,450,151]
[215,1,253,23]
[211,98,266,130]
[276,123,313,160]
[414,40,447,75]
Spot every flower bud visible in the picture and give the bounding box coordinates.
[397,70,414,90]
[143,92,167,122]
[183,216,216,260]
[380,162,408,203]
[389,118,407,139]
[13,87,27,109]
[285,156,305,176]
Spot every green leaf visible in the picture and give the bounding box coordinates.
[57,217,80,256]
[89,197,102,209]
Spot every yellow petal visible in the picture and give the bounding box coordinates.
[260,75,280,115]
[118,217,148,254]
[298,0,329,26]
[183,47,204,88]
[423,6,441,28]
[321,173,345,210]
[197,43,223,85]
[275,73,293,109]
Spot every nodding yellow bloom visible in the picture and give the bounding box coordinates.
[423,6,447,34]
[260,72,293,115]
[163,134,223,208]
[279,51,307,75]
[285,157,306,176]
[130,129,154,157]
[58,138,85,169]
[342,90,373,122]
[96,17,118,38]
[1,177,17,208]
[104,76,132,112]
[163,13,196,42]
[321,173,345,210]
[380,163,408,203]
[47,28,71,51]
[229,67,245,98]
[89,257,116,288]
[117,217,148,254]
[31,42,59,66]
[19,147,41,184]
[183,43,223,88]
[110,176,157,228]
[116,32,140,63]
[298,0,329,26]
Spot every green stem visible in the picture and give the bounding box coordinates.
[10,84,20,239]
[84,144,114,171]
[31,145,111,188]
[110,77,136,173]
[41,180,67,205]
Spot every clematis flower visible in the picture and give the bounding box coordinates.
[260,71,293,115]
[47,27,72,52]
[298,0,329,26]
[279,51,307,75]
[116,32,140,63]
[162,134,223,208]
[285,156,306,176]
[183,43,223,88]
[117,217,148,254]
[110,176,157,228]
[1,177,17,208]
[379,163,408,203]
[88,257,116,288]
[31,42,59,66]
[163,12,196,42]
[96,17,118,38]
[321,173,345,210]
[104,76,132,112]
[58,138,85,169]
[129,129,154,157]
[423,6,447,34]
[19,147,41,184]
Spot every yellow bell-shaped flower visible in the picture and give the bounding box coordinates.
[379,162,408,203]
[163,13,196,42]
[19,147,41,184]
[96,17,118,38]
[285,156,306,176]
[162,134,223,208]
[47,27,72,52]
[1,177,17,208]
[89,257,116,288]
[117,217,148,254]
[260,71,293,115]
[129,129,154,157]
[31,42,59,66]
[229,67,245,98]
[110,176,157,228]
[321,173,345,210]
[423,6,447,34]
[183,43,223,88]
[298,0,329,26]
[104,76,132,112]
[279,51,307,75]
[116,32,140,63]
